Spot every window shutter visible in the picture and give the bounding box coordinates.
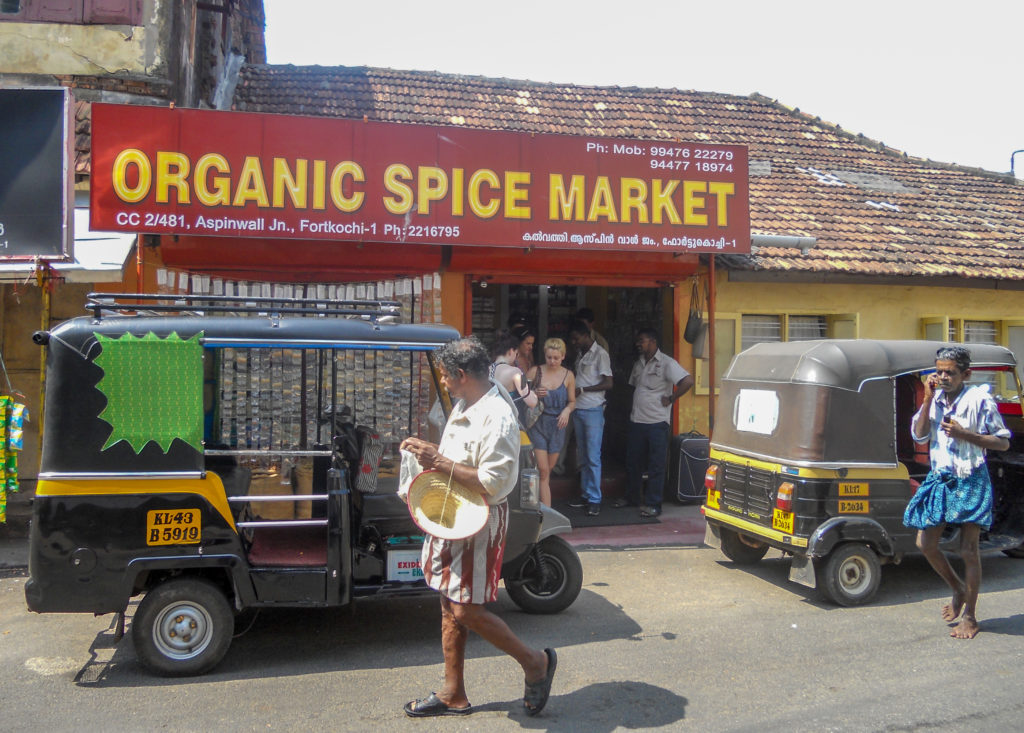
[84,0,142,25]
[27,0,83,22]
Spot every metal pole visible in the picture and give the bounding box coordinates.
[1012,150,1024,179]
[708,254,716,432]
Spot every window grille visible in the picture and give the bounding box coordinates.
[741,315,781,350]
[788,315,827,341]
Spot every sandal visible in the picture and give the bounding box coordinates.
[523,648,557,716]
[403,692,472,717]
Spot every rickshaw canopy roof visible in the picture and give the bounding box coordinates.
[724,339,1017,391]
[49,314,461,351]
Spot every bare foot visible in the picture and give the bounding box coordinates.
[950,614,979,639]
[941,592,964,622]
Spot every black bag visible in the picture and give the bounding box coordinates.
[521,367,544,429]
[684,279,705,344]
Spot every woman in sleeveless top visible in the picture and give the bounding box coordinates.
[489,329,537,421]
[511,325,536,374]
[526,338,576,507]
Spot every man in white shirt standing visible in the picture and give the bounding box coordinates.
[567,320,614,516]
[616,328,694,518]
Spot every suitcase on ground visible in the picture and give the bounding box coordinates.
[668,431,709,504]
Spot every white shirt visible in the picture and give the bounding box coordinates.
[574,341,613,409]
[440,385,521,504]
[629,349,689,424]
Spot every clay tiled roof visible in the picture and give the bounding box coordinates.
[232,65,1024,282]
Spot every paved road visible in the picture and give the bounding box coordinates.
[3,544,1024,732]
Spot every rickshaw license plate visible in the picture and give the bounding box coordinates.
[146,509,201,545]
[839,500,869,513]
[772,508,794,533]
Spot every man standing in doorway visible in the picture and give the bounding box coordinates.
[903,346,1010,639]
[567,320,613,516]
[575,307,609,353]
[617,328,694,518]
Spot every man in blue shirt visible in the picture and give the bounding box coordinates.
[904,346,1010,639]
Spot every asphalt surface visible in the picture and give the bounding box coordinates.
[4,529,1024,732]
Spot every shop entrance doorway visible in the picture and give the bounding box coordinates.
[470,282,674,493]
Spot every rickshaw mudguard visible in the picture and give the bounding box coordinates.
[805,515,896,559]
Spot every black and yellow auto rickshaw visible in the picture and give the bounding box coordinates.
[702,339,1024,605]
[25,293,582,675]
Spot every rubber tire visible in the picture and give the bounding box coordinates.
[819,543,881,606]
[719,527,770,565]
[504,536,583,615]
[132,577,233,676]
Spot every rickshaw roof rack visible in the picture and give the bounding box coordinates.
[85,292,403,323]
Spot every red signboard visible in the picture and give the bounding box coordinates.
[90,104,749,254]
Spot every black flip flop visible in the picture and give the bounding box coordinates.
[404,692,473,717]
[524,648,557,716]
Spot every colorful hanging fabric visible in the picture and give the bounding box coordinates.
[0,396,28,524]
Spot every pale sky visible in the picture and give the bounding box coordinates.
[263,0,1024,177]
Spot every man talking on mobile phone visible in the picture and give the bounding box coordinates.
[904,346,1011,639]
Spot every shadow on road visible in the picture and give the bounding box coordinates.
[469,680,687,729]
[710,549,1024,609]
[74,586,643,688]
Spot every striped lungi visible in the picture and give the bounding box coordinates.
[421,500,509,604]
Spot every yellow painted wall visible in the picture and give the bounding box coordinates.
[672,271,1024,436]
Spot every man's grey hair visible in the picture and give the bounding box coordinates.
[936,345,971,373]
[436,337,491,380]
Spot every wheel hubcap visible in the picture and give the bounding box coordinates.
[839,556,870,595]
[153,602,213,660]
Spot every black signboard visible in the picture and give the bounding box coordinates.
[0,88,73,260]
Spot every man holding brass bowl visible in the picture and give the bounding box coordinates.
[400,337,556,718]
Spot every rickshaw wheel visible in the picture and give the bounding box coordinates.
[820,543,881,606]
[504,536,583,614]
[132,577,233,676]
[719,528,770,565]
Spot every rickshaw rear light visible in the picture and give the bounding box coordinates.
[704,464,719,491]
[520,468,540,510]
[776,482,794,512]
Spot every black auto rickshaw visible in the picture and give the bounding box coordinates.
[702,339,1024,605]
[25,293,582,675]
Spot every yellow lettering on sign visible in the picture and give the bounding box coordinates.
[417,166,448,215]
[112,148,152,203]
[155,151,190,204]
[383,163,414,215]
[194,153,231,206]
[682,180,707,226]
[232,156,269,207]
[708,181,735,226]
[549,174,586,221]
[651,179,681,224]
[468,168,500,218]
[272,158,307,209]
[329,161,365,213]
[587,176,618,222]
[504,171,531,219]
[312,159,327,210]
[620,177,649,223]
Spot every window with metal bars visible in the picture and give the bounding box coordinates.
[741,315,781,350]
